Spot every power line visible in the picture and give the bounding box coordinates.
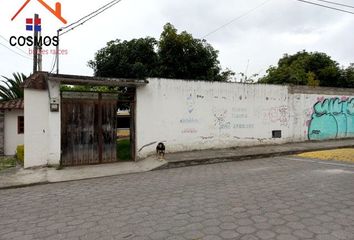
[314,0,354,9]
[61,0,122,31]
[0,41,32,60]
[53,0,124,74]
[0,34,30,56]
[59,0,123,36]
[202,0,273,38]
[49,54,57,73]
[296,0,354,14]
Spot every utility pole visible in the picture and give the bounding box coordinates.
[38,30,42,71]
[32,13,39,73]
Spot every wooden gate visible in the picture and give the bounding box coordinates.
[61,92,118,166]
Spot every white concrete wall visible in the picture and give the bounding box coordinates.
[136,79,354,159]
[4,109,24,155]
[47,81,61,165]
[24,80,61,168]
[136,79,291,159]
[22,77,354,165]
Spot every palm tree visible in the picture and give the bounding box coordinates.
[0,73,27,101]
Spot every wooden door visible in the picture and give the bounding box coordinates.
[61,92,117,166]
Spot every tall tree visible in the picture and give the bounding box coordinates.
[88,37,158,79]
[0,73,27,101]
[88,23,234,81]
[342,63,354,88]
[259,51,343,87]
[158,23,226,81]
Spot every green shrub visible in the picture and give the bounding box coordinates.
[16,145,24,165]
[0,157,17,171]
[117,139,131,161]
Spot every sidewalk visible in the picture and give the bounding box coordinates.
[1,139,353,189]
[0,157,167,190]
[162,139,354,168]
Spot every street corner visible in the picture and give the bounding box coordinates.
[297,148,354,163]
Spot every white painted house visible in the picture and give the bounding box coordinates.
[0,99,24,156]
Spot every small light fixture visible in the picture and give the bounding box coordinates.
[50,98,59,112]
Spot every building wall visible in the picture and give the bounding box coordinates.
[4,109,24,155]
[136,79,354,159]
[24,80,61,168]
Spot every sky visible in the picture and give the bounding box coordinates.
[0,0,353,80]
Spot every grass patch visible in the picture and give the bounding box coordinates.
[117,139,131,161]
[0,157,17,171]
[297,148,354,163]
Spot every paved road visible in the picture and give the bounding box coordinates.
[1,157,354,240]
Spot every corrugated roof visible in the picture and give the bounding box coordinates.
[0,99,24,110]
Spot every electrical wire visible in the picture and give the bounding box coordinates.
[0,34,31,57]
[0,41,32,60]
[53,0,123,73]
[59,0,123,36]
[202,0,273,38]
[296,0,354,14]
[49,54,57,73]
[314,0,354,9]
[60,0,122,31]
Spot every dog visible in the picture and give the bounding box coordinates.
[156,142,166,160]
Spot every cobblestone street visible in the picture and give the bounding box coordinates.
[1,156,354,240]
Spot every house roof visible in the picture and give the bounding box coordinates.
[24,72,148,89]
[23,72,48,90]
[0,99,24,110]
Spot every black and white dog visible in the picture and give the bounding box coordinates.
[156,142,166,159]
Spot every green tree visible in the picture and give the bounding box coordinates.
[307,71,320,87]
[259,51,343,87]
[341,63,354,88]
[88,37,158,79]
[0,72,27,101]
[158,23,228,81]
[88,23,234,81]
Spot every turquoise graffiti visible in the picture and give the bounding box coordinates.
[308,97,354,140]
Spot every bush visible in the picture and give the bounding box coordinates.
[0,157,17,171]
[16,145,24,165]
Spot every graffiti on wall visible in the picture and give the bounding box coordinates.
[181,93,199,134]
[213,108,231,130]
[308,97,354,140]
[262,106,290,127]
[231,107,255,129]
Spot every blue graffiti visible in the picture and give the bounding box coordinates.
[308,98,354,140]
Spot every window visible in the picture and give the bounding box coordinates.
[18,116,24,134]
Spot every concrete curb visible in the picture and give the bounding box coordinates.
[158,144,354,169]
[0,181,50,190]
